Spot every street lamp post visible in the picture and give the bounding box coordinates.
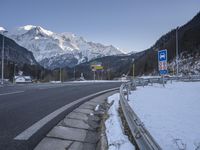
[176,26,179,76]
[1,30,8,85]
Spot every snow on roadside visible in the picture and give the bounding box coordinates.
[105,93,135,150]
[72,80,127,83]
[129,81,200,150]
[95,104,99,111]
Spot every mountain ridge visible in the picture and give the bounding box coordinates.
[71,11,200,79]
[134,11,200,75]
[4,25,123,69]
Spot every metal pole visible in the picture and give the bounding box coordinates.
[162,75,165,87]
[1,33,5,85]
[127,85,129,101]
[74,67,75,80]
[133,63,135,79]
[60,67,62,82]
[13,64,16,84]
[94,71,95,81]
[132,59,135,79]
[176,27,179,77]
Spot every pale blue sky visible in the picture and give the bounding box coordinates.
[0,0,199,53]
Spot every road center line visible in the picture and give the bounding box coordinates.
[14,87,118,140]
[0,91,24,96]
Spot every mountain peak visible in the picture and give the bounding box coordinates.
[0,27,6,32]
[15,25,53,36]
[21,25,36,30]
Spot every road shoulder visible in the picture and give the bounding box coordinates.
[34,91,117,150]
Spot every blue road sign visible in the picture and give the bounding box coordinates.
[158,49,168,75]
[159,70,168,75]
[158,50,167,62]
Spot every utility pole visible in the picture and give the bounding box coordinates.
[176,26,179,77]
[93,70,96,81]
[1,30,7,85]
[13,64,16,84]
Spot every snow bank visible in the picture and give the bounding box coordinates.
[72,80,125,83]
[106,93,135,150]
[138,76,161,79]
[129,82,200,150]
[50,81,61,83]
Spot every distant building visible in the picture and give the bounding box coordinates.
[15,76,32,83]
[80,73,85,81]
[121,74,127,81]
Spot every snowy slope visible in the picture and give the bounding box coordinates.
[0,32,38,66]
[129,82,200,150]
[168,52,200,75]
[5,25,123,69]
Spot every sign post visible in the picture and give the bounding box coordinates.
[91,64,104,81]
[158,49,168,87]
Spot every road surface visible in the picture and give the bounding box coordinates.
[0,82,121,150]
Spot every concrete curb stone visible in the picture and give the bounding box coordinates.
[34,91,117,150]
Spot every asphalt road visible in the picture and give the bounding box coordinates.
[0,82,121,150]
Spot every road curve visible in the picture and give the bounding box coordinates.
[0,82,121,150]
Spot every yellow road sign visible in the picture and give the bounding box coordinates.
[91,65,103,70]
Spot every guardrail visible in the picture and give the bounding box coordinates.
[119,82,162,150]
[131,76,200,87]
[135,75,200,83]
[170,76,200,82]
[120,76,200,149]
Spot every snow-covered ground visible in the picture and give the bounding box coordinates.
[106,93,135,150]
[129,81,200,150]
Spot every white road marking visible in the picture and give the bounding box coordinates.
[14,87,118,140]
[0,91,24,96]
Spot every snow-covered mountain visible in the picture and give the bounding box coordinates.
[5,25,123,69]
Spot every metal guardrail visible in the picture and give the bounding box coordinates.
[170,76,200,82]
[120,76,200,149]
[136,75,200,83]
[120,82,162,150]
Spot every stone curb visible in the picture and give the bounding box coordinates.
[34,91,117,150]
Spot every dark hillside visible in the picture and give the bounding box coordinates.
[134,12,200,75]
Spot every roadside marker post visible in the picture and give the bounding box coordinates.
[158,49,168,87]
